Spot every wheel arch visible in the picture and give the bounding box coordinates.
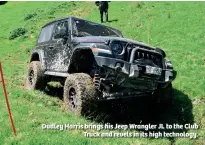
[30,49,46,70]
[68,46,95,74]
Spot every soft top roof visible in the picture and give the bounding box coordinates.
[42,17,122,34]
[42,17,71,28]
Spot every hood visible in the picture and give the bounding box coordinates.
[73,36,155,49]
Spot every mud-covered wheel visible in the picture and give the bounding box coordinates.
[154,83,173,106]
[63,73,97,117]
[25,61,46,90]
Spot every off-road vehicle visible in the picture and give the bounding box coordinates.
[25,17,177,116]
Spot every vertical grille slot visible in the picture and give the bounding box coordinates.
[129,47,163,68]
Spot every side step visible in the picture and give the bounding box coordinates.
[44,71,69,77]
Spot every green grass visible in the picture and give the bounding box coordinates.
[0,1,205,145]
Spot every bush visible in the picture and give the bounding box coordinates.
[136,2,144,8]
[24,12,37,21]
[57,2,76,8]
[9,27,27,40]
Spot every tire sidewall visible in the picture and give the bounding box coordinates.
[25,61,45,90]
[64,78,83,116]
[63,73,97,116]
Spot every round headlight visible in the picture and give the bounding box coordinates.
[111,43,123,55]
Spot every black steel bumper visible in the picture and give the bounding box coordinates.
[94,56,177,83]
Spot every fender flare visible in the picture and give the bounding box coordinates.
[30,49,46,70]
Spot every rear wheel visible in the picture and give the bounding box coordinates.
[25,61,46,90]
[63,73,97,117]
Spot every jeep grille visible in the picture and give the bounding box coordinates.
[129,47,163,68]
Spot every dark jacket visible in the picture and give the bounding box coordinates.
[95,1,109,11]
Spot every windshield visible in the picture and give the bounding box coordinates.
[72,18,123,37]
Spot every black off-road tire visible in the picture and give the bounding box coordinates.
[25,61,46,90]
[63,73,97,117]
[154,83,173,107]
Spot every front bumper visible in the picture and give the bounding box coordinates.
[94,56,177,83]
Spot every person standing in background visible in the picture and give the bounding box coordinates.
[95,1,109,23]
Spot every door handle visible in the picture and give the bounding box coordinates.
[49,46,54,49]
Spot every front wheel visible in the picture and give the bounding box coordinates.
[63,73,97,117]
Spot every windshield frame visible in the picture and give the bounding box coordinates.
[71,17,124,38]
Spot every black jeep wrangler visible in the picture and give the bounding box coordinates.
[25,17,177,116]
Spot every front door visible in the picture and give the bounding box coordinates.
[45,20,70,72]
